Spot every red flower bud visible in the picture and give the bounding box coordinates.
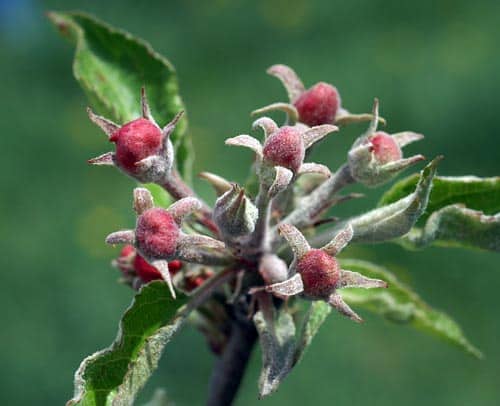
[297,249,340,298]
[119,244,135,259]
[109,118,163,174]
[135,208,180,259]
[369,132,402,164]
[262,126,305,172]
[294,82,340,126]
[133,254,162,282]
[168,259,184,273]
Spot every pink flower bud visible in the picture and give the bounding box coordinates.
[369,132,402,164]
[297,249,340,298]
[135,208,180,259]
[109,118,163,175]
[262,126,305,173]
[294,82,340,126]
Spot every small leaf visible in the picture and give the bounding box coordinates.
[401,205,500,252]
[48,11,192,176]
[143,183,173,208]
[293,301,331,365]
[339,259,482,358]
[379,174,500,222]
[343,157,440,243]
[254,309,296,398]
[67,282,189,406]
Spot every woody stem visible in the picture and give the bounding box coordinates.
[160,169,220,235]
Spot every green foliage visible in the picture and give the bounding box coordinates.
[340,259,482,358]
[380,174,500,219]
[349,157,440,243]
[67,282,188,406]
[143,183,173,208]
[47,11,192,176]
[379,175,500,250]
[254,310,296,398]
[293,301,331,365]
[401,205,500,251]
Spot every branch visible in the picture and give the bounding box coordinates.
[273,164,354,232]
[207,316,258,406]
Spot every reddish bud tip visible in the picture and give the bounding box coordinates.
[135,208,180,259]
[168,259,183,273]
[297,249,340,298]
[133,254,163,282]
[110,118,163,174]
[294,82,340,126]
[119,244,136,258]
[262,126,305,172]
[369,132,402,164]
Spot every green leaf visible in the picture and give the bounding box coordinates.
[293,301,331,365]
[401,205,500,252]
[379,174,500,222]
[67,282,188,406]
[336,157,440,244]
[340,259,482,358]
[143,183,173,208]
[254,309,296,398]
[48,11,192,176]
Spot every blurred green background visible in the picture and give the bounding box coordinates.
[1,0,499,404]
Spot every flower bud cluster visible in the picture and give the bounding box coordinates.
[85,65,427,324]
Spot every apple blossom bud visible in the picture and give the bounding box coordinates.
[213,184,258,238]
[348,100,425,187]
[297,249,340,298]
[109,118,163,174]
[294,82,341,126]
[262,126,305,173]
[369,132,403,164]
[135,208,180,259]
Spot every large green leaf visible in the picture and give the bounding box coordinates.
[340,259,482,358]
[379,174,500,222]
[67,282,188,406]
[401,205,500,252]
[48,11,192,176]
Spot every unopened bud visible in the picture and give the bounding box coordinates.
[213,184,258,238]
[136,208,180,259]
[294,82,341,126]
[348,100,424,187]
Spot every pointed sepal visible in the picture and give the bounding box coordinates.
[321,223,353,256]
[225,134,263,157]
[151,259,176,299]
[267,64,305,102]
[327,292,363,323]
[87,107,119,137]
[105,230,135,245]
[133,187,154,215]
[278,223,310,259]
[88,152,115,166]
